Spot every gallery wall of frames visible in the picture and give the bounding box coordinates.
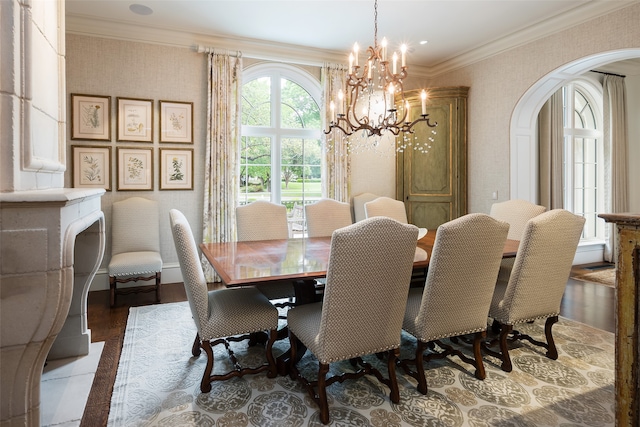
[70,93,194,191]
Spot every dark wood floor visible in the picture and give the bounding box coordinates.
[80,269,615,426]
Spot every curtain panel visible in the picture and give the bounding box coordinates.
[538,89,564,210]
[321,63,351,202]
[201,52,242,282]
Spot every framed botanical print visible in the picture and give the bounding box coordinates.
[71,94,111,141]
[159,100,193,143]
[159,148,193,190]
[116,147,153,191]
[117,97,153,142]
[72,145,111,190]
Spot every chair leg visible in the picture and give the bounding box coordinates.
[499,324,514,372]
[109,276,116,307]
[265,329,277,378]
[473,331,487,380]
[155,272,161,303]
[317,363,330,425]
[415,340,429,395]
[192,333,201,357]
[200,340,215,393]
[545,316,559,360]
[387,348,400,403]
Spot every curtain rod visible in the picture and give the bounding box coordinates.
[196,45,242,57]
[590,69,626,78]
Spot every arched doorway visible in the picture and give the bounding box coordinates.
[510,48,640,202]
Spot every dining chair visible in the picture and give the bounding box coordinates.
[489,199,547,286]
[236,200,296,306]
[364,196,408,223]
[169,209,278,392]
[351,192,379,222]
[484,209,585,372]
[399,213,509,394]
[287,217,418,424]
[107,197,162,307]
[305,198,353,237]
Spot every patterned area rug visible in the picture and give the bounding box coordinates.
[108,301,615,426]
[571,268,616,288]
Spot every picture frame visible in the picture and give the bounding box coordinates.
[159,148,194,190]
[159,100,193,143]
[116,147,153,191]
[117,97,153,142]
[72,145,112,191]
[71,94,111,141]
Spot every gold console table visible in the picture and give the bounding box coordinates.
[600,213,639,427]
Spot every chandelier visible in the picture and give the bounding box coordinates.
[325,0,436,152]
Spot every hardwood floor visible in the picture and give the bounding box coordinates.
[80,271,615,426]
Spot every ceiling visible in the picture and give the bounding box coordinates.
[65,0,639,75]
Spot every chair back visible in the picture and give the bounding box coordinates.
[111,197,160,255]
[305,198,353,237]
[493,209,585,323]
[490,199,546,240]
[169,209,209,333]
[413,214,509,339]
[364,196,408,224]
[317,217,418,361]
[236,200,289,241]
[352,192,379,222]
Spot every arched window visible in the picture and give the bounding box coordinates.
[562,79,604,241]
[240,64,322,230]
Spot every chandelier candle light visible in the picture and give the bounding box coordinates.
[325,0,436,153]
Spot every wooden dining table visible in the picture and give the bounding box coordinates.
[200,229,519,375]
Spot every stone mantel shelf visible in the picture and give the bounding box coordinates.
[0,188,105,204]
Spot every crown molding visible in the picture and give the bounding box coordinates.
[66,1,635,77]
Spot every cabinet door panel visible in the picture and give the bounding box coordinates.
[397,87,468,230]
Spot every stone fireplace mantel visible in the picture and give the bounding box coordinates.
[1,188,105,426]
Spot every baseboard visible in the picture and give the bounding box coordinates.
[574,241,605,265]
[89,263,184,291]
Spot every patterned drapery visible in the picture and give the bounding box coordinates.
[321,63,350,202]
[201,51,242,282]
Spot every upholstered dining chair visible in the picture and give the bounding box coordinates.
[305,198,353,237]
[287,217,418,424]
[352,192,379,222]
[489,199,546,286]
[364,196,408,223]
[236,200,296,306]
[108,197,162,307]
[484,209,585,372]
[399,213,509,394]
[169,209,278,392]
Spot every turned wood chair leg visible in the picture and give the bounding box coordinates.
[387,348,400,403]
[545,316,559,360]
[288,330,299,380]
[155,272,161,303]
[265,329,277,378]
[499,324,514,372]
[317,363,330,425]
[473,331,487,380]
[200,340,214,393]
[109,276,116,307]
[415,340,429,395]
[192,333,201,357]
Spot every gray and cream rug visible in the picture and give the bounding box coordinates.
[108,301,614,426]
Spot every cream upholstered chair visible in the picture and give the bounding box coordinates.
[485,209,585,372]
[352,192,379,222]
[169,209,278,392]
[236,200,295,304]
[364,196,408,223]
[287,217,418,424]
[399,213,509,394]
[108,197,162,307]
[489,199,546,286]
[305,198,353,237]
